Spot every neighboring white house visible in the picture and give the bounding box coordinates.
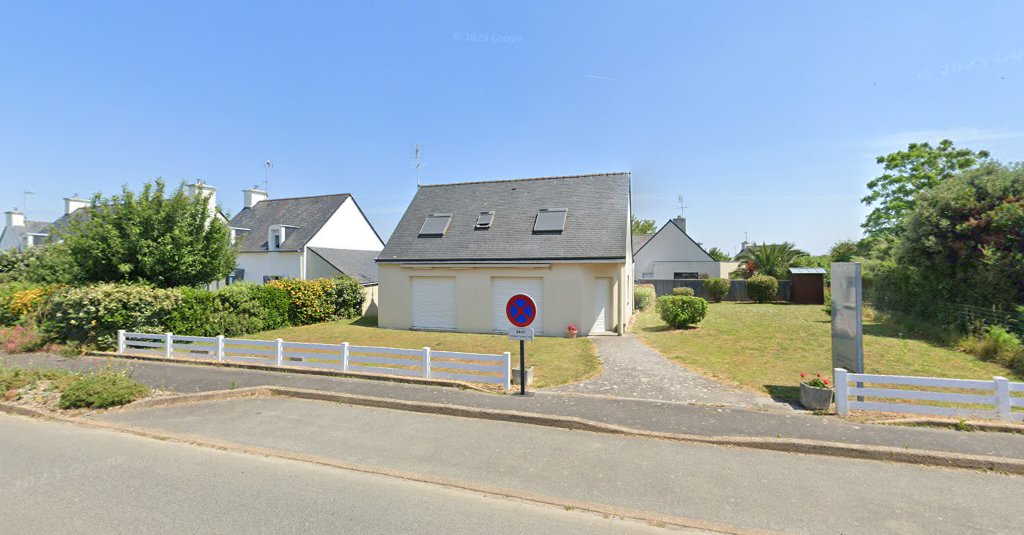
[633,217,739,280]
[1,196,91,251]
[376,172,633,337]
[225,188,385,314]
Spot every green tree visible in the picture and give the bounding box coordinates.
[706,247,731,261]
[631,215,657,235]
[828,240,860,262]
[862,139,990,238]
[896,162,1024,310]
[734,242,807,279]
[62,179,236,287]
[0,243,79,284]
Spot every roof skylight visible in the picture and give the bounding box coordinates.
[533,208,567,234]
[475,211,494,229]
[418,213,452,237]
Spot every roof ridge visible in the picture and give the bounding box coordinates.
[256,193,351,203]
[418,171,630,188]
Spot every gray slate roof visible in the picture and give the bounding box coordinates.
[309,247,380,285]
[378,172,631,263]
[228,194,350,252]
[632,234,653,252]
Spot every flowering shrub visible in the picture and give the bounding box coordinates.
[655,295,708,328]
[269,277,362,326]
[41,283,182,349]
[800,372,831,389]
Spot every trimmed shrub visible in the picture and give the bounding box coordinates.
[703,278,730,302]
[328,276,365,319]
[167,283,291,337]
[41,283,182,349]
[268,278,338,325]
[634,285,656,310]
[672,286,695,296]
[747,275,778,303]
[823,288,832,316]
[165,287,218,336]
[58,370,149,409]
[655,295,708,328]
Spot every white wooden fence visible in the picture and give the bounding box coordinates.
[117,330,513,390]
[834,368,1024,422]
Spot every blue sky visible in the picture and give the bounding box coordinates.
[2,1,1022,254]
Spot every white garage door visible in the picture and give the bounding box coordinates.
[412,277,456,330]
[492,278,543,334]
[591,278,612,334]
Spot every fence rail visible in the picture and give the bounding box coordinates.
[834,368,1023,422]
[118,330,511,390]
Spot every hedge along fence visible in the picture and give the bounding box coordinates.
[35,277,364,350]
[636,278,792,302]
[118,330,513,389]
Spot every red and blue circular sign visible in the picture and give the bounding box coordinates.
[505,294,537,328]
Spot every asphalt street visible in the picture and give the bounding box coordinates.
[94,396,1024,535]
[0,414,706,535]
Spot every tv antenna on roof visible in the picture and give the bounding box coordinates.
[264,160,273,197]
[414,145,422,186]
[677,194,687,217]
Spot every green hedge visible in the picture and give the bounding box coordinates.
[41,284,182,349]
[165,283,290,337]
[672,286,695,296]
[655,295,708,328]
[703,278,730,302]
[634,285,656,310]
[747,275,778,303]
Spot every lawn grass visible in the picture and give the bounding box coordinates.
[634,303,1022,401]
[251,317,599,389]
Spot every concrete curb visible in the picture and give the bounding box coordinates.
[867,417,1024,434]
[88,351,496,394]
[0,402,775,535]
[4,385,1024,475]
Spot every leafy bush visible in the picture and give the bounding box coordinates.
[634,285,656,310]
[0,244,79,285]
[823,288,832,316]
[960,326,1024,373]
[0,325,47,353]
[165,283,291,337]
[165,287,218,336]
[655,295,708,328]
[268,278,338,325]
[58,370,149,409]
[0,282,41,325]
[41,283,182,349]
[746,275,778,303]
[703,278,730,302]
[328,276,365,319]
[672,286,695,296]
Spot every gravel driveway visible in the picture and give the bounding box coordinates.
[549,334,788,410]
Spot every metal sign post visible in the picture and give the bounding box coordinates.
[506,294,537,395]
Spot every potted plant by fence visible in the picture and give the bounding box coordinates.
[799,372,833,411]
[567,323,578,338]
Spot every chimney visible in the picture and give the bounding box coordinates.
[5,209,25,228]
[243,186,268,209]
[741,240,751,252]
[673,216,687,234]
[188,180,218,217]
[64,195,90,215]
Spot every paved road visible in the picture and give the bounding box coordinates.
[95,396,1024,535]
[0,414,703,535]
[7,352,1024,460]
[551,334,785,409]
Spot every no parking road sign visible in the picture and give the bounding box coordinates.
[505,294,537,328]
[506,293,537,395]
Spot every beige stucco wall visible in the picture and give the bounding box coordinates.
[377,262,628,337]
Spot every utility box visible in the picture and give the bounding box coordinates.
[788,267,826,305]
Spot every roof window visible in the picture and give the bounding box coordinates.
[533,208,567,234]
[475,211,494,229]
[418,213,452,237]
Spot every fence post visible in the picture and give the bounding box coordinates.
[117,330,126,354]
[503,351,512,391]
[216,335,225,362]
[164,332,173,358]
[421,347,431,379]
[341,342,350,372]
[834,368,849,416]
[994,376,1011,420]
[275,338,284,367]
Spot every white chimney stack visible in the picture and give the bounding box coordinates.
[673,216,687,233]
[5,209,25,228]
[64,196,90,216]
[243,187,268,209]
[188,180,218,218]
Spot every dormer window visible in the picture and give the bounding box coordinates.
[268,225,289,250]
[229,227,251,246]
[475,211,494,230]
[418,213,452,237]
[533,208,567,234]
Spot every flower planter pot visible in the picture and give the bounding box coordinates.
[511,366,535,386]
[799,382,833,411]
[567,331,577,339]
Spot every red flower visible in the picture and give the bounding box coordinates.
[823,378,830,385]
[816,372,821,378]
[800,372,806,378]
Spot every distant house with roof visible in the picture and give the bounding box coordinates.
[1,196,91,251]
[633,217,739,280]
[225,187,384,313]
[376,172,633,337]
